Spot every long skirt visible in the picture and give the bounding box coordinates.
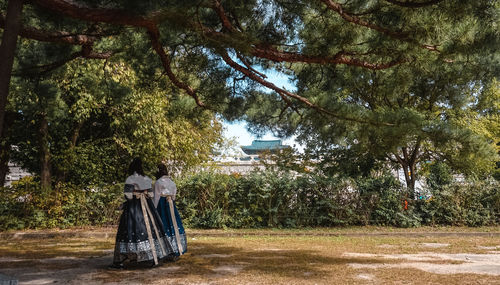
[157,196,187,256]
[113,196,174,265]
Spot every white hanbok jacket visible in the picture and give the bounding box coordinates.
[124,172,153,200]
[154,176,177,207]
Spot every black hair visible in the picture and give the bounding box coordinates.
[128,157,145,176]
[155,163,169,179]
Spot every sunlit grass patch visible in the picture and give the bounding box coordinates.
[0,228,499,284]
[0,237,115,259]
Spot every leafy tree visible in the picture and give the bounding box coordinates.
[8,39,224,186]
[2,0,498,132]
[426,161,453,191]
[246,54,499,194]
[1,0,499,189]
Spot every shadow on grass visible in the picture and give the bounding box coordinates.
[0,239,388,284]
[100,241,387,284]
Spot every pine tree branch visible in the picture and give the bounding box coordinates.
[402,147,410,161]
[393,152,405,165]
[212,0,236,32]
[147,26,206,108]
[81,44,113,59]
[410,137,422,165]
[385,0,442,8]
[250,45,406,69]
[387,154,399,164]
[32,0,205,107]
[319,0,440,52]
[14,44,113,75]
[29,0,407,111]
[32,0,156,29]
[235,53,267,79]
[32,0,409,70]
[0,13,108,45]
[219,48,394,126]
[209,1,406,69]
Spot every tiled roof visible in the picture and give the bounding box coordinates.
[241,140,290,154]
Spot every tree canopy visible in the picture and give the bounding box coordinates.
[1,0,499,188]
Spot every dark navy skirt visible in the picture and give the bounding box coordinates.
[113,196,174,264]
[157,197,187,256]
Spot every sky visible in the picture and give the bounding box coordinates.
[223,120,298,147]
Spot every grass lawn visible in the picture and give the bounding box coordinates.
[0,227,499,284]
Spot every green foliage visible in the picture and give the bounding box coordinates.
[9,53,225,186]
[416,180,499,226]
[174,170,498,229]
[427,162,453,191]
[0,177,123,231]
[176,171,237,228]
[1,170,498,231]
[243,4,499,190]
[4,0,498,201]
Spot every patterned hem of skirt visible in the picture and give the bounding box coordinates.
[117,236,173,262]
[167,233,188,256]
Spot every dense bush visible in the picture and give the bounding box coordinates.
[416,180,499,226]
[0,177,123,231]
[1,170,498,230]
[175,170,498,228]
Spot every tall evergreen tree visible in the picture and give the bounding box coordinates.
[1,0,499,187]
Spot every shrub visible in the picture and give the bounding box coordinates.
[1,170,497,230]
[416,180,499,226]
[174,170,498,229]
[0,177,122,230]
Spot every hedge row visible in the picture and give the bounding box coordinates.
[1,170,498,230]
[0,177,122,230]
[175,170,499,228]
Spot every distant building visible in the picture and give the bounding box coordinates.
[241,140,290,155]
[213,140,290,174]
[4,161,31,186]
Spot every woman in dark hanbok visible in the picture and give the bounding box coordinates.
[110,158,173,268]
[154,164,187,257]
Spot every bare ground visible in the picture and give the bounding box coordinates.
[0,228,499,284]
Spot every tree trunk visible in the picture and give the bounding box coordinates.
[0,0,23,138]
[408,162,416,195]
[0,111,16,186]
[401,163,412,187]
[39,113,51,190]
[55,121,83,183]
[0,143,10,187]
[70,121,83,147]
[394,149,416,197]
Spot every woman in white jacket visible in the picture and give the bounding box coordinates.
[154,163,187,257]
[111,158,173,268]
